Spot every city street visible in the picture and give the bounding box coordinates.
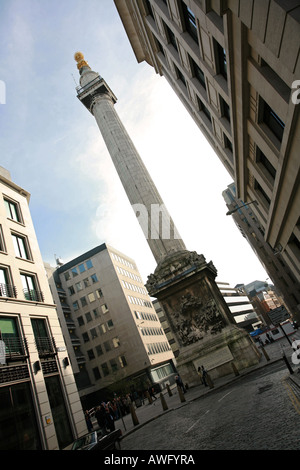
[121,360,300,450]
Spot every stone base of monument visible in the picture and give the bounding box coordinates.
[175,324,261,387]
[146,249,261,387]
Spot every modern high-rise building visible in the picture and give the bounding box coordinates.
[47,243,176,408]
[0,167,86,450]
[114,0,300,321]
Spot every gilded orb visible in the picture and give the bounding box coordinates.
[74,51,84,62]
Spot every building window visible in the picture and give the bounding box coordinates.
[0,316,27,359]
[93,367,101,380]
[181,1,198,44]
[215,40,227,79]
[287,233,300,264]
[220,96,230,122]
[104,341,111,352]
[190,57,206,90]
[87,349,95,360]
[88,292,96,303]
[86,259,93,269]
[77,316,84,326]
[101,304,108,314]
[80,296,87,307]
[0,267,16,298]
[101,362,109,376]
[110,358,118,372]
[93,308,99,318]
[96,288,103,298]
[21,273,43,302]
[0,382,42,449]
[144,0,154,18]
[91,274,98,283]
[85,312,92,322]
[155,38,165,56]
[107,319,114,330]
[75,281,83,292]
[90,327,97,339]
[99,323,106,335]
[96,344,103,356]
[68,286,75,295]
[71,267,78,277]
[256,147,276,180]
[78,263,85,273]
[73,301,79,311]
[224,135,233,153]
[174,64,187,87]
[64,272,70,281]
[197,96,211,122]
[82,332,89,343]
[164,23,178,52]
[261,101,285,143]
[118,355,127,368]
[112,337,120,348]
[254,180,271,207]
[0,225,6,252]
[12,233,30,260]
[4,198,22,223]
[31,318,55,356]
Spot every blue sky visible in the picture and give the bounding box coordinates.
[0,0,268,287]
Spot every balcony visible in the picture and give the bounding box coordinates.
[34,336,57,358]
[0,336,29,363]
[0,283,17,298]
[70,333,81,346]
[23,288,44,302]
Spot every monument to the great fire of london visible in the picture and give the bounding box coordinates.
[74,52,260,386]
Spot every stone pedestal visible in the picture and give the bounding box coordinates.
[146,250,261,386]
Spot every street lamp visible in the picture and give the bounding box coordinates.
[226,200,257,216]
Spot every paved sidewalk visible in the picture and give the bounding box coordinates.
[93,332,300,439]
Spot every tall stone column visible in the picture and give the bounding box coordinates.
[74,52,186,264]
[74,53,260,385]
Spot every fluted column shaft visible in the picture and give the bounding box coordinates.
[90,92,186,264]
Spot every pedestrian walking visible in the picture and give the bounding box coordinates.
[175,374,186,393]
[197,366,203,384]
[201,365,208,387]
[95,404,107,436]
[105,405,115,432]
[84,410,93,432]
[148,386,157,400]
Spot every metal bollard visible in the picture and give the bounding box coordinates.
[177,386,186,402]
[160,393,168,410]
[166,383,173,397]
[145,390,153,404]
[130,403,139,426]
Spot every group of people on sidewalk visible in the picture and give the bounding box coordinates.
[84,393,133,435]
[197,365,210,387]
[174,365,212,394]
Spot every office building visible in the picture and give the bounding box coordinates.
[115,0,300,321]
[223,183,300,317]
[0,167,85,450]
[47,244,176,408]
